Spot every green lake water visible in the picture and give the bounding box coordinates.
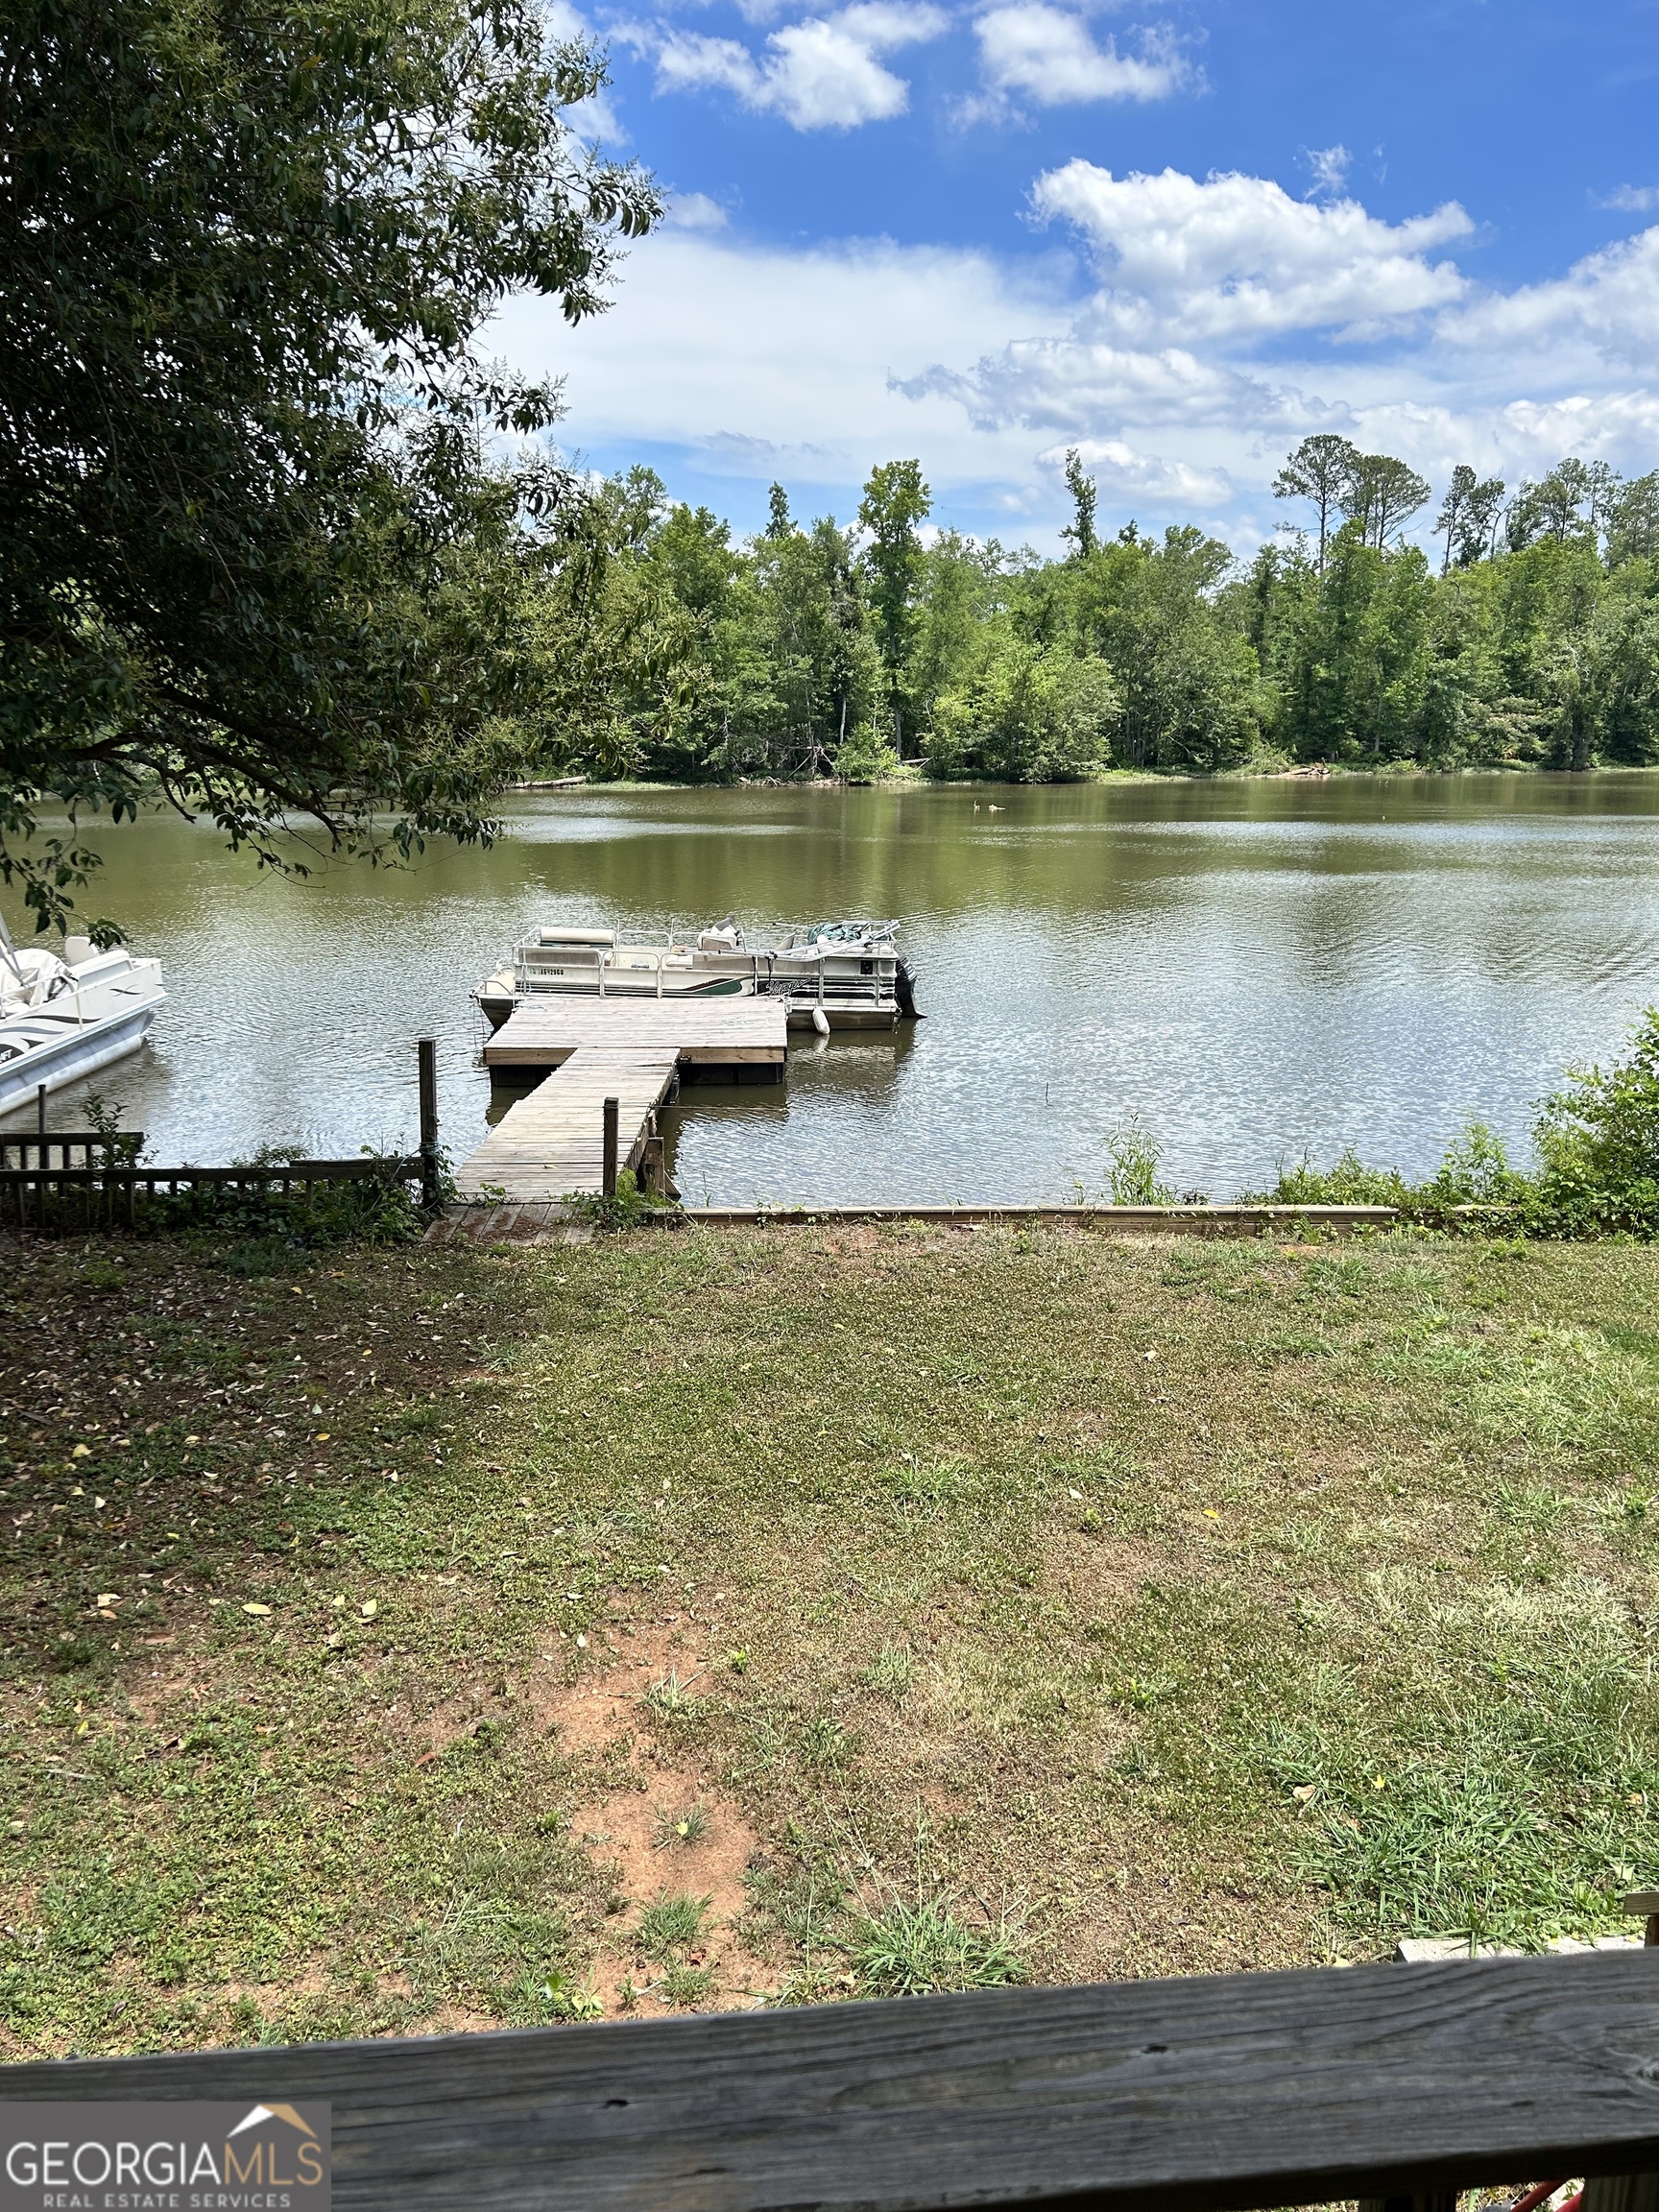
[6,774,1658,1204]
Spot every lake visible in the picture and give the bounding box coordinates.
[6,774,1658,1205]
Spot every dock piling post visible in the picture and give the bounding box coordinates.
[602,1095,619,1198]
[417,1039,440,1211]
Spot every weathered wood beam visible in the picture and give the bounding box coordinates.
[7,1954,1659,2212]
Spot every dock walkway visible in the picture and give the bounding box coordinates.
[456,998,787,1203]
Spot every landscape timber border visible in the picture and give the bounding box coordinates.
[424,1199,1488,1246]
[6,1950,1659,2210]
[672,1202,1402,1232]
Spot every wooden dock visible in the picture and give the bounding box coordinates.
[481,998,788,1073]
[455,998,787,1203]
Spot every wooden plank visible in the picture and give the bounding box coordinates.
[484,998,786,1071]
[490,1046,782,1067]
[7,1954,1659,2211]
[676,1047,785,1064]
[457,1046,678,1199]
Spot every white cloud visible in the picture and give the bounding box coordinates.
[971,8,1189,111]
[1033,162,1473,342]
[648,2,948,129]
[1601,184,1659,212]
[493,164,1659,554]
[1037,436,1232,504]
[896,337,1286,433]
[570,87,627,141]
[1303,144,1350,200]
[1344,392,1659,487]
[493,227,1070,486]
[1493,390,1659,459]
[664,191,731,230]
[1441,225,1659,371]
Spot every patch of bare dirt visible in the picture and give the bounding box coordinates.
[223,1964,332,2006]
[526,1613,774,2017]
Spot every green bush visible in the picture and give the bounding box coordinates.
[1528,1009,1659,1237]
[1242,1148,1416,1210]
[1237,1013,1659,1240]
[1239,1124,1529,1221]
[833,725,899,782]
[928,640,1118,781]
[1103,1111,1178,1205]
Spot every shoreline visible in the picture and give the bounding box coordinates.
[514,759,1650,795]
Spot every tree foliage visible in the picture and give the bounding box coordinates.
[534,438,1659,787]
[0,0,657,930]
[856,459,931,757]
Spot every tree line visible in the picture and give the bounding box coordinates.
[553,435,1659,783]
[9,0,1659,939]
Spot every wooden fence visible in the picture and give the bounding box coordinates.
[0,1143,427,1230]
[6,1951,1659,2210]
[1,1042,445,1228]
[0,1130,144,1171]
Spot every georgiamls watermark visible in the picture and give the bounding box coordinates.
[0,2102,329,2212]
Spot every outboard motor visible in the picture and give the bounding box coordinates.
[895,956,921,1020]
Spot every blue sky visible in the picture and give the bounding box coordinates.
[491,0,1659,552]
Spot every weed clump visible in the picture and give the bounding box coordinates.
[637,1891,709,1958]
[653,1804,710,1849]
[850,1897,1025,1996]
[859,1645,915,1701]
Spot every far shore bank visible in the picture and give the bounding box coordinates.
[510,758,1652,795]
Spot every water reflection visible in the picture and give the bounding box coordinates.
[5,773,1658,1202]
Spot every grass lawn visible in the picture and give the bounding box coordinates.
[4,1219,1659,2058]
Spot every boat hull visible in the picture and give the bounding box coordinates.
[0,1001,158,1116]
[479,981,900,1032]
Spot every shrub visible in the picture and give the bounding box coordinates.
[1104,1111,1178,1205]
[834,725,899,782]
[1234,1010,1659,1241]
[1529,1010,1659,1237]
[928,640,1118,781]
[1241,1149,1416,1210]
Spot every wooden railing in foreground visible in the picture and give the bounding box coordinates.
[8,1952,1659,2210]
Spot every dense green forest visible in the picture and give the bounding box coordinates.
[553,438,1659,783]
[10,0,1659,942]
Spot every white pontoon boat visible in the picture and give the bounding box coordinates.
[0,920,165,1117]
[474,918,919,1033]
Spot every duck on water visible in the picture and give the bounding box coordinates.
[475,918,920,1035]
